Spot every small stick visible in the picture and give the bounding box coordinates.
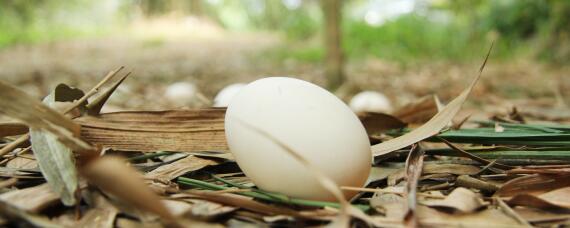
[0,66,124,158]
[495,197,533,227]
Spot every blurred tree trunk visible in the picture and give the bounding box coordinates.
[189,0,203,17]
[322,0,344,91]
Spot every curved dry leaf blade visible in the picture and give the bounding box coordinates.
[423,187,485,214]
[495,174,570,197]
[28,93,82,206]
[0,199,60,228]
[145,155,219,180]
[87,73,130,115]
[0,183,60,213]
[0,81,92,152]
[404,144,424,227]
[80,156,178,224]
[508,187,570,210]
[372,45,492,157]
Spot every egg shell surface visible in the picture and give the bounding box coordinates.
[224,77,371,201]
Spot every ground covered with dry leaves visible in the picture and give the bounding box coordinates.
[1,44,570,227]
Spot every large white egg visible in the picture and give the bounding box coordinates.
[225,77,371,201]
[213,83,246,107]
[349,91,392,113]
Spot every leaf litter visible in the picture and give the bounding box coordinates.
[1,46,570,227]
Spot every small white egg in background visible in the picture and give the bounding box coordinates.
[225,77,371,201]
[349,91,392,113]
[213,83,246,107]
[164,82,198,107]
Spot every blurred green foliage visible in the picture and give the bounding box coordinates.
[0,0,568,63]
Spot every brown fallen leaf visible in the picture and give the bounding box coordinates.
[79,156,178,225]
[0,199,60,227]
[0,122,28,137]
[514,207,570,224]
[76,191,119,228]
[0,81,92,152]
[422,187,486,214]
[508,187,570,210]
[404,144,425,227]
[172,191,311,219]
[77,109,228,152]
[392,95,439,125]
[0,183,60,213]
[357,112,407,136]
[145,155,219,180]
[495,174,570,197]
[417,206,522,227]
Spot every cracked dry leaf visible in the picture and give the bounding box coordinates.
[422,187,486,214]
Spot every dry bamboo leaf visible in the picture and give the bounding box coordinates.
[508,187,570,210]
[417,206,522,227]
[6,156,37,169]
[370,188,407,220]
[167,198,237,220]
[371,45,491,157]
[404,144,425,227]
[29,94,81,206]
[76,109,228,152]
[392,95,439,125]
[514,207,570,224]
[422,187,486,214]
[79,156,177,224]
[456,175,500,192]
[0,183,60,212]
[0,81,92,152]
[0,122,28,137]
[495,174,570,197]
[145,155,219,180]
[0,199,59,227]
[87,73,130,115]
[357,112,407,135]
[422,164,481,175]
[172,191,308,218]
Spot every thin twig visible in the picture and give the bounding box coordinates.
[495,197,533,227]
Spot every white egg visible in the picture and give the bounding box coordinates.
[349,91,392,113]
[225,77,371,201]
[213,83,246,107]
[164,82,197,106]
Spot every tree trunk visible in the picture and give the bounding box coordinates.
[322,0,344,91]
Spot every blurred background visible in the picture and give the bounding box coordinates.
[0,0,569,112]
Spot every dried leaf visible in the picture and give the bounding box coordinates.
[0,121,28,137]
[80,156,177,224]
[423,187,485,214]
[508,187,570,210]
[0,81,92,152]
[0,199,59,227]
[145,155,219,180]
[404,144,425,227]
[77,109,228,152]
[417,206,521,227]
[357,112,407,135]
[371,45,491,157]
[495,174,570,197]
[172,191,307,218]
[392,95,439,125]
[87,73,130,115]
[76,192,118,228]
[0,183,60,212]
[29,94,80,206]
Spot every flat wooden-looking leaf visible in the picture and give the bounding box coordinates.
[422,187,485,214]
[29,94,80,206]
[76,109,228,152]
